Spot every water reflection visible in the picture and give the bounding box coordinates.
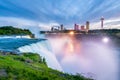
[63,36,81,55]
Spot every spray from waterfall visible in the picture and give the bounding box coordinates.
[18,40,63,71]
[47,35,118,80]
[17,31,119,80]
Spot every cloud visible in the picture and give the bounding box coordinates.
[0,0,120,29]
[0,0,120,25]
[90,17,120,29]
[0,16,120,31]
[0,16,61,38]
[0,16,59,29]
[0,17,37,26]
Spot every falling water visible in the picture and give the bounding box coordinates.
[17,34,119,80]
[18,40,63,71]
[47,35,119,80]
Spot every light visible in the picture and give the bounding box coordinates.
[102,37,109,43]
[69,43,74,53]
[69,31,74,35]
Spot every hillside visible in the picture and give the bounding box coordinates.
[0,53,92,80]
[0,26,32,35]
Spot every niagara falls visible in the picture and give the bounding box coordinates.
[0,0,120,80]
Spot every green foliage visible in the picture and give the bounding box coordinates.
[0,26,32,35]
[43,57,47,65]
[0,53,92,80]
[23,53,42,62]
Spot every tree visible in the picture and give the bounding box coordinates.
[43,57,47,65]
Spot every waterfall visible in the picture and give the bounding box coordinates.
[47,36,119,80]
[17,40,63,71]
[17,34,119,80]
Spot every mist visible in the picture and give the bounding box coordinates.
[48,35,119,80]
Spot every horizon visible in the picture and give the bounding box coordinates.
[0,0,120,30]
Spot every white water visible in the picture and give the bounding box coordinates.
[17,35,119,80]
[0,35,31,39]
[18,40,63,71]
[48,36,119,80]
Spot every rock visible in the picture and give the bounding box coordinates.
[0,69,7,77]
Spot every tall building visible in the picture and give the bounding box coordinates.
[51,27,54,31]
[60,24,64,30]
[81,25,85,30]
[86,21,90,30]
[101,17,104,29]
[74,24,79,31]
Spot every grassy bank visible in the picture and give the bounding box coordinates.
[0,53,92,80]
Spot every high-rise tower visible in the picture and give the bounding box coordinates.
[86,21,90,30]
[101,17,104,29]
[74,24,79,31]
[60,24,64,30]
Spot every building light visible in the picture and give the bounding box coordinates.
[69,31,74,35]
[102,37,109,43]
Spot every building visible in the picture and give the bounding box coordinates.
[51,26,60,31]
[81,25,85,31]
[101,17,104,29]
[60,24,64,30]
[74,24,79,31]
[86,21,90,30]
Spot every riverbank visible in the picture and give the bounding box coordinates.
[0,26,35,38]
[0,52,92,80]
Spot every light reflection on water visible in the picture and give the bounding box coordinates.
[47,34,119,80]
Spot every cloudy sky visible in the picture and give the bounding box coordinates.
[0,0,120,29]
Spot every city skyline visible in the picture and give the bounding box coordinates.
[0,0,120,29]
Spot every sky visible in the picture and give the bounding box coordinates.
[0,0,120,29]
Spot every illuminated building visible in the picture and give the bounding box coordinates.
[74,24,79,31]
[86,21,90,30]
[81,25,85,31]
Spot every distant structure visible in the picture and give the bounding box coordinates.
[74,24,79,31]
[101,17,104,29]
[81,25,85,31]
[51,24,65,31]
[86,21,90,31]
[60,24,64,30]
[51,26,60,31]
